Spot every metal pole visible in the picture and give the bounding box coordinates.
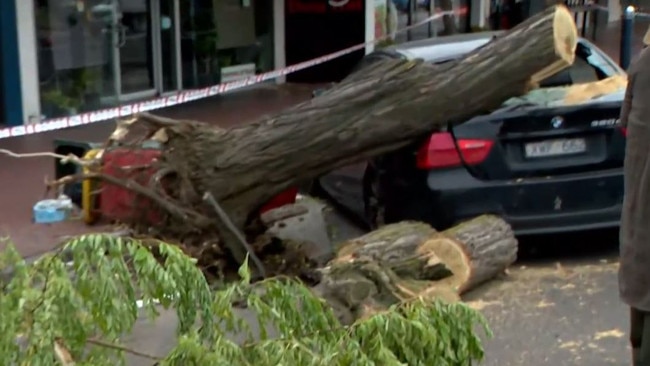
[591,2,598,41]
[407,0,416,41]
[620,5,635,70]
[427,0,435,38]
[580,1,587,37]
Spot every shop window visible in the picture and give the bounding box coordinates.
[383,0,470,44]
[180,0,274,89]
[488,0,527,30]
[34,0,117,119]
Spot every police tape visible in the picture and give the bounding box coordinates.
[0,9,463,141]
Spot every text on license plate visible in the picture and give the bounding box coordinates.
[524,138,587,158]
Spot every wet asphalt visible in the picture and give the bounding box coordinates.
[473,230,627,366]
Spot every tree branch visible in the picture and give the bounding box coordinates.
[48,172,212,228]
[86,338,164,361]
[0,148,94,167]
[203,192,266,277]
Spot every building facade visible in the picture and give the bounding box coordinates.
[0,0,623,128]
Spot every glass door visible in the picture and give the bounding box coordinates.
[157,0,180,92]
[97,0,180,106]
[113,0,157,99]
[98,0,156,104]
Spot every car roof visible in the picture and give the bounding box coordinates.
[383,31,605,65]
[384,31,504,63]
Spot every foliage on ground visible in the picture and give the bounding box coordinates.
[0,234,492,365]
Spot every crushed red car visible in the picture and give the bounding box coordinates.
[54,140,298,225]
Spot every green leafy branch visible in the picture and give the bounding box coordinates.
[0,234,491,365]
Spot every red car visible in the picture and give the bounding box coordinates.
[54,139,298,225]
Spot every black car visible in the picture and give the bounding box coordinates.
[322,32,628,235]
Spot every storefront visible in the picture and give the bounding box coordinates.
[7,0,487,127]
[28,0,276,120]
[285,0,367,83]
[485,0,611,33]
[8,0,624,128]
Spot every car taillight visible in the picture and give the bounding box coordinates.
[259,187,299,214]
[416,132,494,169]
[620,127,627,137]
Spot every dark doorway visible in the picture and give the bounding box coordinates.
[285,0,366,83]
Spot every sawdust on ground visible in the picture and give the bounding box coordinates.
[464,259,626,366]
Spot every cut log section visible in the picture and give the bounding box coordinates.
[424,215,518,295]
[332,215,518,295]
[318,215,518,323]
[90,5,577,269]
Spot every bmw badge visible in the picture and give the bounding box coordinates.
[551,116,564,129]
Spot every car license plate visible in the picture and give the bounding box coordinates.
[524,138,587,158]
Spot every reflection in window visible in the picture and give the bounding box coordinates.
[179,0,218,88]
[179,0,274,89]
[35,0,116,119]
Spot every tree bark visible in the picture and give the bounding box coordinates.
[423,215,518,295]
[333,221,453,280]
[106,5,577,265]
[316,215,518,323]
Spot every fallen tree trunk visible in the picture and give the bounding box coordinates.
[77,5,576,268]
[317,215,517,322]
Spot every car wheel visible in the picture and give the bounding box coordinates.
[363,163,450,231]
[362,164,386,230]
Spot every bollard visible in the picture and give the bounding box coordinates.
[620,5,636,70]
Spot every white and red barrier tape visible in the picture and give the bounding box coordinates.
[0,9,465,141]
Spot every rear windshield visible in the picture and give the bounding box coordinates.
[433,42,620,88]
[435,42,625,109]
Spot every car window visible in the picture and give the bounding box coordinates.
[582,48,619,77]
[538,43,619,88]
